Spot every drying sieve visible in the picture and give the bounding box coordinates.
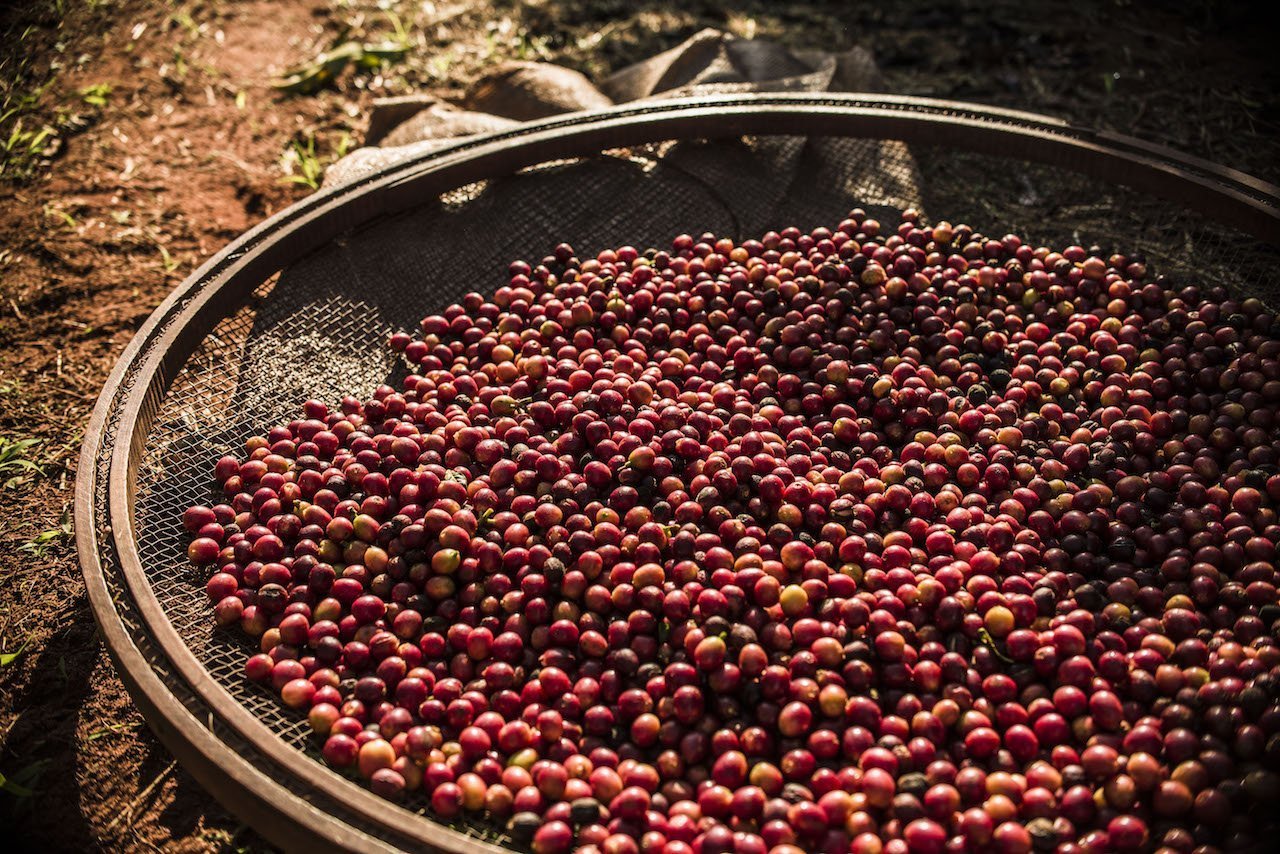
[75,94,1280,853]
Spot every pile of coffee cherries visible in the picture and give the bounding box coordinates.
[185,210,1280,853]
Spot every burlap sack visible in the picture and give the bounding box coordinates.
[463,61,612,120]
[323,28,919,213]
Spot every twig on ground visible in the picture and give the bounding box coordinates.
[103,759,176,833]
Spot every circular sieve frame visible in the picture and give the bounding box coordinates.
[76,93,1280,853]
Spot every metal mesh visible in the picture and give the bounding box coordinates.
[912,147,1280,299]
[127,132,1278,843]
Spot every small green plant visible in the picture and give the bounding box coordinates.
[273,12,411,95]
[280,136,324,190]
[170,8,200,39]
[42,203,76,229]
[0,759,49,801]
[1,636,30,668]
[157,242,179,273]
[0,437,41,490]
[0,118,57,181]
[2,67,113,182]
[279,132,351,191]
[79,83,111,107]
[19,515,72,558]
[484,17,553,63]
[86,722,140,742]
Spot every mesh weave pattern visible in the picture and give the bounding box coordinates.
[126,134,1277,844]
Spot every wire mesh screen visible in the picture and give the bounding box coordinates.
[127,130,1277,842]
[913,148,1280,300]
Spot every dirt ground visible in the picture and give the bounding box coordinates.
[0,0,1276,851]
